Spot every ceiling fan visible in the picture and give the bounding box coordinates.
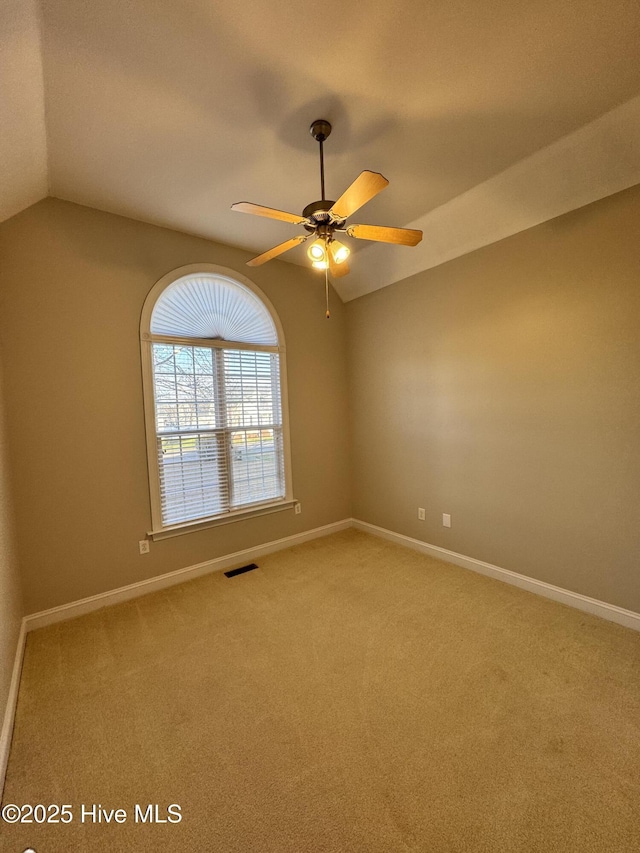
[231,119,423,279]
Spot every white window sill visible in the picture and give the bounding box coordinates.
[148,498,297,541]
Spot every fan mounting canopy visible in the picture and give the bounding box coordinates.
[309,119,332,142]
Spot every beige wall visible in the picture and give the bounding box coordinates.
[347,184,640,613]
[0,351,23,725]
[0,198,351,613]
[1,186,639,618]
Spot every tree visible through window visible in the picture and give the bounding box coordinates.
[141,268,292,533]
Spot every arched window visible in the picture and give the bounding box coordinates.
[141,265,294,537]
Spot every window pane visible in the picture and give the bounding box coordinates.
[177,402,199,430]
[154,374,177,402]
[152,343,218,431]
[175,374,195,401]
[156,402,179,432]
[158,432,227,525]
[193,347,215,374]
[153,345,175,373]
[174,346,194,373]
[230,428,284,507]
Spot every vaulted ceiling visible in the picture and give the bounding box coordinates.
[3,0,640,300]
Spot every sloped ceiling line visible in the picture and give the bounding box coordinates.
[339,95,640,301]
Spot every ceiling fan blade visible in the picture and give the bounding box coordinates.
[346,223,423,246]
[246,235,309,267]
[329,171,389,220]
[328,253,350,279]
[231,202,308,225]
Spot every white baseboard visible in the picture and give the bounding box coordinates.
[0,618,27,800]
[353,519,640,632]
[25,516,640,634]
[24,518,352,632]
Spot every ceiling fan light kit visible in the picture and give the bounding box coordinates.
[308,239,326,262]
[231,119,423,282]
[330,240,350,264]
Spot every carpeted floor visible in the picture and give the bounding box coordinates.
[2,529,639,852]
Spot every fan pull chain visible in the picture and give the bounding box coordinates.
[325,266,330,319]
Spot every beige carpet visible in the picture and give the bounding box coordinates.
[2,529,639,852]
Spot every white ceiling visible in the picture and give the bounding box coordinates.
[3,0,640,300]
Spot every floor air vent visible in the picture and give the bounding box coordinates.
[224,563,259,578]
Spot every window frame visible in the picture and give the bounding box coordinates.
[140,264,295,540]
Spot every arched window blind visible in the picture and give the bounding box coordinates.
[141,267,293,536]
[150,274,278,344]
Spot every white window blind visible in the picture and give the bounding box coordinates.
[142,269,290,533]
[152,344,284,525]
[150,273,278,344]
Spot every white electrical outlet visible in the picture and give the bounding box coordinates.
[442,513,451,528]
[418,507,425,520]
[139,539,150,554]
[294,502,301,515]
